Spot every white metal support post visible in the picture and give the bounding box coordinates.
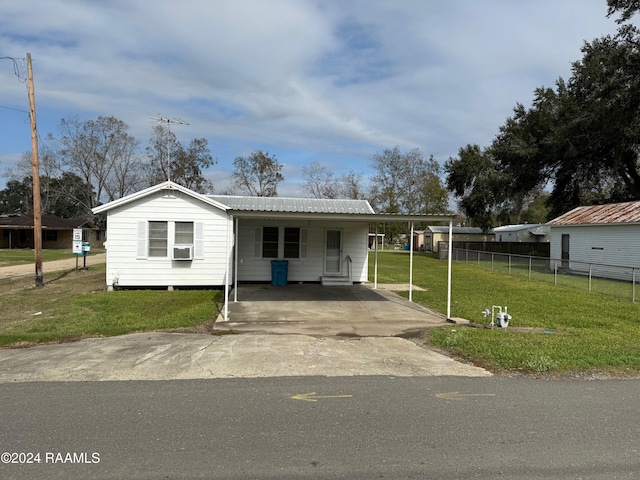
[373,223,379,289]
[223,215,231,321]
[409,221,414,302]
[234,217,239,302]
[447,219,453,319]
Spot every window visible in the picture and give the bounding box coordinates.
[284,228,300,259]
[148,221,167,257]
[175,222,193,244]
[255,227,308,259]
[262,226,279,258]
[44,230,58,241]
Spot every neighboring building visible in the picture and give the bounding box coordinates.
[0,214,101,249]
[547,201,640,280]
[92,181,453,291]
[493,224,550,242]
[415,226,494,252]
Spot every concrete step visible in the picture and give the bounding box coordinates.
[321,276,353,286]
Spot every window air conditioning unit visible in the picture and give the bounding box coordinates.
[173,245,193,261]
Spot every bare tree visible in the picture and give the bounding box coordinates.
[232,150,284,196]
[46,116,142,207]
[145,125,215,193]
[300,161,338,198]
[337,170,368,200]
[370,146,448,213]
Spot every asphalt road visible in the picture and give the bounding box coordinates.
[1,376,638,479]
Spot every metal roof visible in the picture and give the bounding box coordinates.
[209,195,375,215]
[547,201,640,226]
[428,226,488,234]
[492,224,544,233]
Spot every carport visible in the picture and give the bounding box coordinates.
[219,209,456,323]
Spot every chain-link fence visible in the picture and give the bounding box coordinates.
[452,248,640,303]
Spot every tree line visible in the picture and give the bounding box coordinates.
[0,115,451,220]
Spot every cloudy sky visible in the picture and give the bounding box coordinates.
[0,0,624,196]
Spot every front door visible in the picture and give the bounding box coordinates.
[325,229,342,275]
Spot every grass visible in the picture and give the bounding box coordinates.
[0,249,78,267]
[370,251,640,376]
[0,264,222,347]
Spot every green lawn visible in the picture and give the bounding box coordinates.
[0,264,222,346]
[0,249,78,267]
[370,251,640,375]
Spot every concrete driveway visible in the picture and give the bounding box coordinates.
[0,258,491,381]
[215,283,449,337]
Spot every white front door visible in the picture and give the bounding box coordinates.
[325,229,342,275]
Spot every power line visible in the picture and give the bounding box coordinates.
[0,56,27,83]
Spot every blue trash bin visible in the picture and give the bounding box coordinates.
[271,260,289,286]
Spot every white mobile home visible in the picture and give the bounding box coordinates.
[93,181,455,291]
[548,201,640,280]
[492,224,549,242]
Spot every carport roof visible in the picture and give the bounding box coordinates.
[210,195,454,222]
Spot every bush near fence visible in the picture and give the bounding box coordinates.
[452,248,640,303]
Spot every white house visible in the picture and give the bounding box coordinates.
[547,201,640,280]
[92,181,455,293]
[492,224,550,242]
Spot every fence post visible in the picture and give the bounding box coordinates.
[554,260,558,286]
[508,255,511,275]
[634,268,636,303]
[529,257,532,280]
[491,253,494,271]
[589,264,592,293]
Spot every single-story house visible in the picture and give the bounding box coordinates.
[492,224,550,242]
[414,226,494,252]
[547,201,640,280]
[0,213,101,249]
[92,181,457,319]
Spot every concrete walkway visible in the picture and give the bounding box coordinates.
[0,254,491,382]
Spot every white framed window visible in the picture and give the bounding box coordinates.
[137,221,203,260]
[254,226,308,259]
[175,222,194,245]
[148,221,168,257]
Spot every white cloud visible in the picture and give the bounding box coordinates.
[0,0,626,194]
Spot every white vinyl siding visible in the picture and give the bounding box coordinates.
[239,220,366,282]
[104,190,231,288]
[550,224,640,281]
[253,226,309,260]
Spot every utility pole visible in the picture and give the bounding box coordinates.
[26,52,43,286]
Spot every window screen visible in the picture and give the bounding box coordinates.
[148,221,168,257]
[262,226,279,258]
[284,227,300,259]
[175,222,194,244]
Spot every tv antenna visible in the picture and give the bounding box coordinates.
[151,115,190,182]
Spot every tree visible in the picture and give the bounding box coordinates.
[232,151,284,196]
[145,124,215,193]
[445,144,505,230]
[0,178,32,214]
[300,162,338,198]
[46,116,143,207]
[369,146,448,214]
[607,0,640,23]
[337,171,368,200]
[0,173,93,217]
